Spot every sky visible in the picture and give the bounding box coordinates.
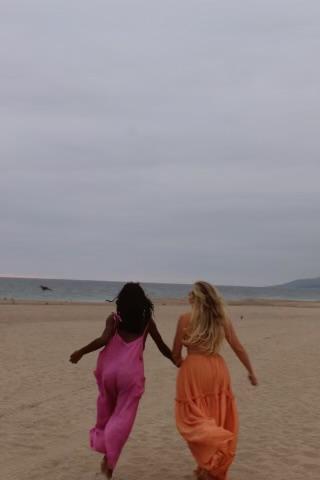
[1,0,320,286]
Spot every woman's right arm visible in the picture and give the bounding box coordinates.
[224,318,258,386]
[69,314,116,364]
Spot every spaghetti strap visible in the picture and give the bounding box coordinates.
[112,312,121,325]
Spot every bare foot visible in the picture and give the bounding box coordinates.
[101,456,113,479]
[193,467,200,478]
[197,470,217,480]
[194,467,209,480]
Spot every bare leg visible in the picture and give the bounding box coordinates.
[101,456,113,479]
[193,466,201,477]
[194,467,210,480]
[196,469,218,480]
[205,474,219,480]
[193,467,200,478]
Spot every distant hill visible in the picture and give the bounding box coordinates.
[274,276,320,289]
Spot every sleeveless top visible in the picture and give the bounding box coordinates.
[94,313,149,395]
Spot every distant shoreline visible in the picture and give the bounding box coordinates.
[1,298,320,308]
[1,277,320,303]
[1,274,320,289]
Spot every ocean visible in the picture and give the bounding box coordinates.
[1,277,320,302]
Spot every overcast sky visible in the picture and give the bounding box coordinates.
[1,1,320,286]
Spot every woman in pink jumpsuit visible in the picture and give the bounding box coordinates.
[70,283,175,478]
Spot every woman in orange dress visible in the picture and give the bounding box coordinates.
[173,281,258,480]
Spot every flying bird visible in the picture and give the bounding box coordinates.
[40,285,53,292]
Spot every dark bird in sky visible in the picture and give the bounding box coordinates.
[40,285,53,291]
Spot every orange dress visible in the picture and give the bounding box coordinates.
[174,313,238,480]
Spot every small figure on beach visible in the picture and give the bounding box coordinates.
[40,285,52,291]
[172,281,258,480]
[69,282,175,478]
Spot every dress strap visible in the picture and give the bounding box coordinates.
[112,312,121,323]
[111,312,121,333]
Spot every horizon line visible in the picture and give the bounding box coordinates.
[0,273,259,287]
[0,273,316,288]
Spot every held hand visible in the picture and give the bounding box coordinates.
[248,373,258,386]
[175,358,182,368]
[69,350,83,364]
[172,353,182,368]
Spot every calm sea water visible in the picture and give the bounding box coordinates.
[0,277,320,302]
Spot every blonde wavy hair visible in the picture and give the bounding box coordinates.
[184,281,227,355]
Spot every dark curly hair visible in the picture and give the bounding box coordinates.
[116,282,154,334]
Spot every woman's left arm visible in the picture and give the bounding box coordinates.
[224,317,258,386]
[148,319,176,365]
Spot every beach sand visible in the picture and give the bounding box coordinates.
[1,301,319,480]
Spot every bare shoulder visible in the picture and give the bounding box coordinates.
[100,313,117,341]
[176,312,191,335]
[179,312,191,326]
[105,312,117,330]
[147,317,155,327]
[147,317,163,342]
[147,317,157,332]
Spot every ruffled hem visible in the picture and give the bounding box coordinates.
[176,392,238,479]
[177,419,236,477]
[175,351,238,479]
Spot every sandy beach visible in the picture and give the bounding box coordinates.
[1,301,320,480]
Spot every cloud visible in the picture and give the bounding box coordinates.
[1,0,320,284]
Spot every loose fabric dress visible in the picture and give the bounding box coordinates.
[90,314,146,469]
[174,313,238,480]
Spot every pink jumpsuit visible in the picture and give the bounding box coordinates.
[90,315,146,468]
